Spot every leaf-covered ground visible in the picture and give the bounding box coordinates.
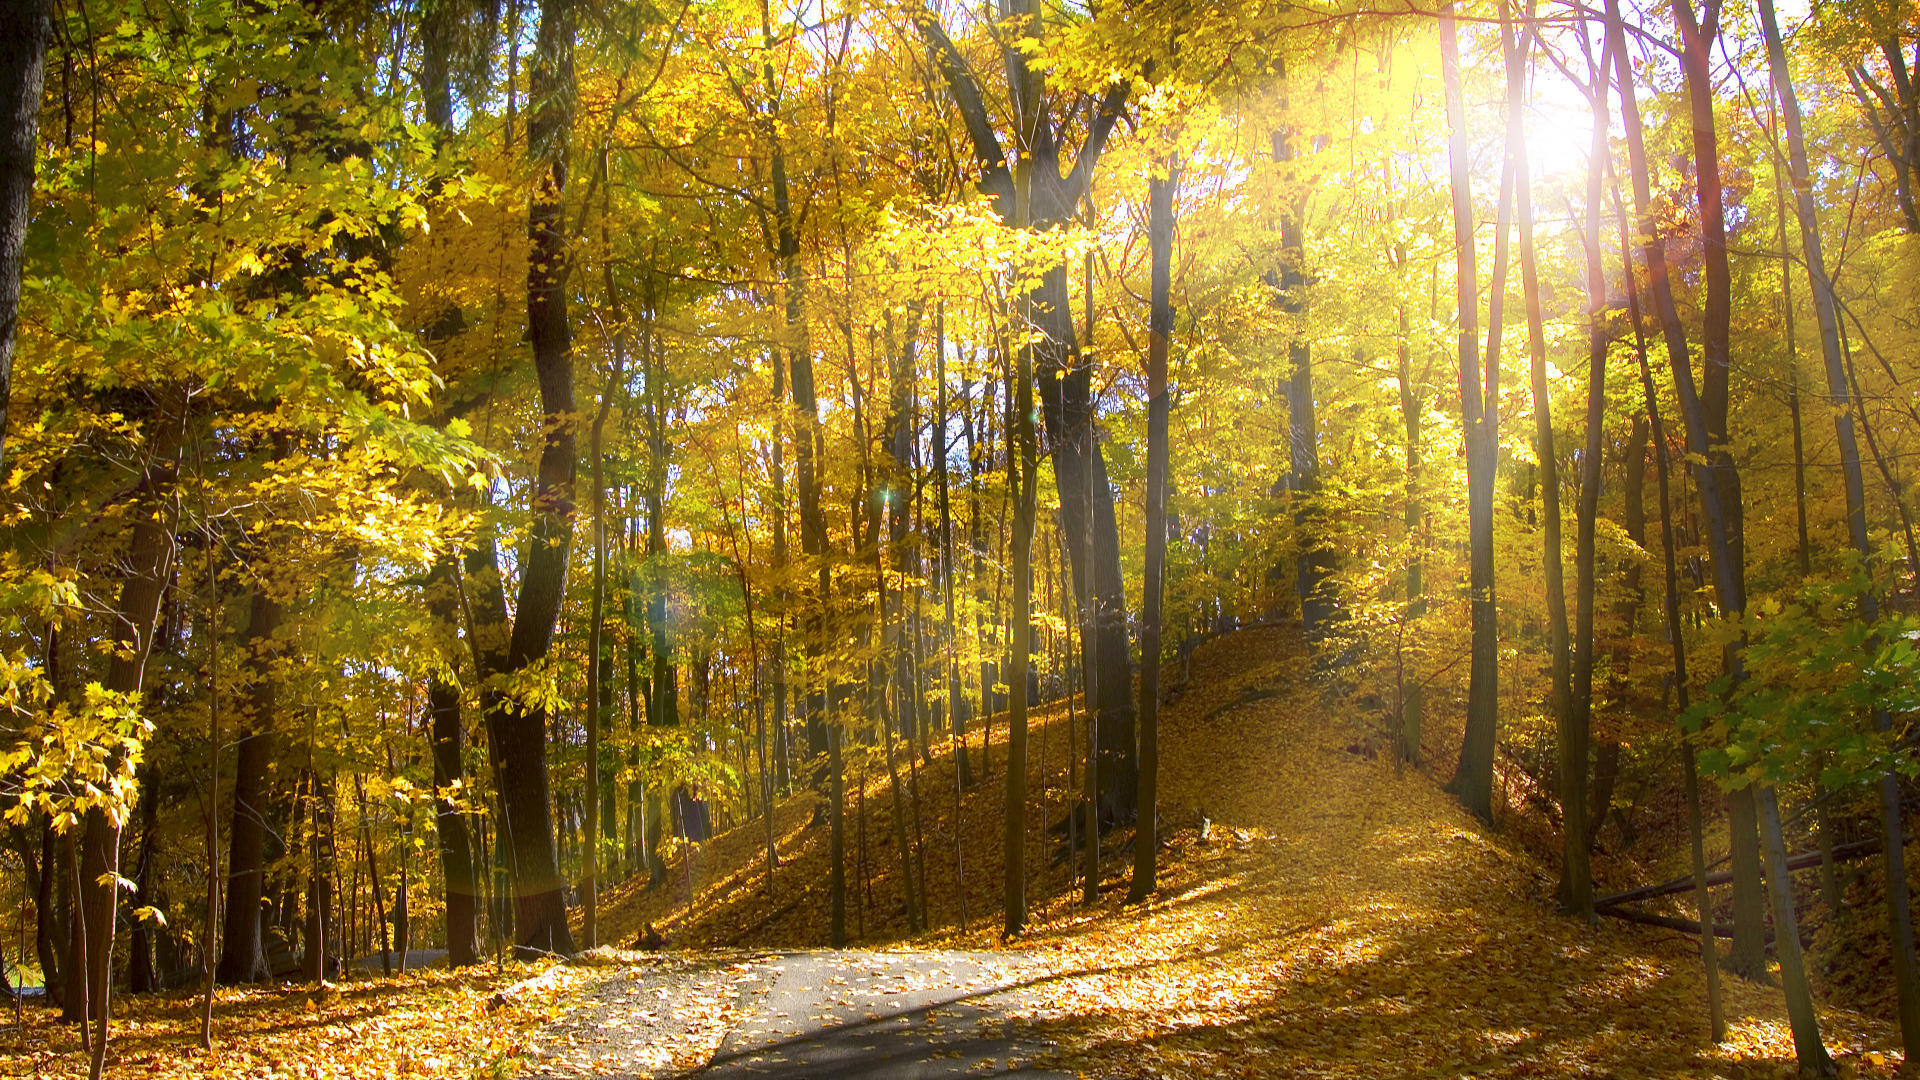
[1,623,1906,1078]
[998,624,1906,1078]
[0,960,599,1079]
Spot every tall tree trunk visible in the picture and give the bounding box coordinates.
[1768,102,1814,581]
[917,7,1136,823]
[483,0,579,957]
[1002,214,1038,938]
[301,768,337,984]
[1130,145,1175,905]
[1759,0,1920,1058]
[1637,335,1727,1040]
[127,782,161,994]
[218,591,283,984]
[1271,109,1329,638]
[582,228,628,949]
[1506,9,1582,914]
[1614,1,1828,1069]
[1440,0,1502,824]
[935,309,971,789]
[425,652,479,967]
[1607,0,1771,987]
[78,403,182,1079]
[416,10,480,969]
[20,820,60,1009]
[0,0,50,471]
[1394,260,1426,767]
[641,307,678,887]
[968,378,993,777]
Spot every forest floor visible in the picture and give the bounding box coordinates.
[0,623,1907,1078]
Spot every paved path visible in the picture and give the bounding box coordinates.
[693,950,1068,1079]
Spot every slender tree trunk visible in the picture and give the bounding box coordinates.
[1759,0,1920,1057]
[1633,274,1726,1041]
[414,9,481,967]
[1440,0,1501,823]
[966,379,992,779]
[219,592,283,984]
[354,774,392,975]
[583,217,629,948]
[1508,9,1582,914]
[1672,3,1772,974]
[78,404,183,1079]
[22,820,59,1009]
[0,0,51,472]
[1131,146,1175,905]
[425,663,479,966]
[127,782,160,994]
[484,0,579,956]
[1003,242,1038,938]
[1767,103,1814,581]
[1271,110,1329,638]
[198,510,219,1044]
[1759,785,1835,1076]
[1614,2,1827,1069]
[1395,266,1426,766]
[1608,0,1772,986]
[935,308,970,789]
[642,307,678,889]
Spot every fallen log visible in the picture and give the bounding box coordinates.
[1594,836,1880,910]
[1599,906,1813,950]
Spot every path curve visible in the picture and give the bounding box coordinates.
[693,950,1066,1079]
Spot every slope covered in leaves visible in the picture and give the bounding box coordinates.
[607,622,1908,1077]
[1005,625,1906,1078]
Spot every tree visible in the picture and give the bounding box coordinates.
[477,0,580,957]
[1610,0,1831,1070]
[1439,0,1502,824]
[1759,0,1920,1058]
[916,2,1140,827]
[0,0,50,472]
[1504,4,1581,915]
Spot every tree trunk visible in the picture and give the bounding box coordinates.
[1395,270,1426,766]
[1758,785,1837,1077]
[1632,271,1727,1040]
[483,0,580,957]
[1439,0,1501,824]
[301,769,337,984]
[1758,0,1920,1057]
[0,0,51,472]
[426,664,479,967]
[583,232,628,949]
[127,782,160,993]
[917,8,1136,822]
[1607,0,1774,986]
[1003,221,1038,938]
[1131,145,1175,905]
[1614,0,1828,1068]
[218,591,283,984]
[79,403,183,1077]
[1507,11,1581,913]
[1270,112,1329,638]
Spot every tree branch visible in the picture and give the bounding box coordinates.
[1062,78,1132,208]
[912,8,1014,217]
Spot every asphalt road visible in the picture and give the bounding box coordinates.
[692,950,1069,1079]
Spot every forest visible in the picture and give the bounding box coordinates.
[0,0,1918,1075]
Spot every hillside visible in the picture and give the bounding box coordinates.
[591,623,1904,1077]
